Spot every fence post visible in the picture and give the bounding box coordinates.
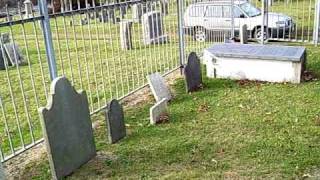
[39,0,58,80]
[177,0,185,74]
[314,0,320,46]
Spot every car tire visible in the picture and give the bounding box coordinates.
[254,27,270,42]
[194,27,207,42]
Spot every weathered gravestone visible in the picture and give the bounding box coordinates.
[240,24,248,44]
[150,98,168,125]
[120,20,133,50]
[39,77,96,180]
[184,52,203,92]
[142,11,168,45]
[147,72,172,102]
[0,162,5,180]
[105,99,126,144]
[132,3,143,23]
[3,43,24,66]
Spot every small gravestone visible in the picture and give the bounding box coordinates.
[147,72,172,102]
[1,33,10,44]
[108,9,116,24]
[120,6,127,19]
[142,11,168,45]
[3,43,24,66]
[39,77,96,179]
[105,99,126,144]
[132,4,143,23]
[120,20,133,50]
[240,24,248,44]
[99,9,109,23]
[150,98,168,125]
[0,162,5,180]
[184,52,203,92]
[24,0,33,19]
[160,0,169,15]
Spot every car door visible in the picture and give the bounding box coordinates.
[203,5,223,30]
[187,5,206,28]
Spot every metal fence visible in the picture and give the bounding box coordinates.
[0,0,180,162]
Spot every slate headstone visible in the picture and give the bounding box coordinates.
[39,77,96,180]
[150,98,168,125]
[0,162,5,180]
[184,52,203,92]
[105,99,126,144]
[3,43,24,66]
[147,72,172,102]
[120,20,133,50]
[240,24,248,44]
[142,11,168,45]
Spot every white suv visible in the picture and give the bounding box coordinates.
[184,1,295,41]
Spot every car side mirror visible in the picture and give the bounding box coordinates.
[240,14,245,18]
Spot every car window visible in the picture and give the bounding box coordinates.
[233,6,244,18]
[189,5,205,17]
[205,5,223,17]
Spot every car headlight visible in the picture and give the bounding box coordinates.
[276,21,286,27]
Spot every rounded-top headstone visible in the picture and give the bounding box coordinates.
[184,52,203,92]
[106,99,126,144]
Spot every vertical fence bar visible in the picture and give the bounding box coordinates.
[177,0,185,72]
[39,0,58,80]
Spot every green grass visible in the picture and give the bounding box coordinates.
[15,44,320,179]
[1,0,319,171]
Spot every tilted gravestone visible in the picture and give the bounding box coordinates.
[39,77,96,179]
[184,52,203,92]
[120,20,133,50]
[0,162,5,180]
[142,11,168,45]
[105,99,126,144]
[150,98,168,125]
[3,43,24,66]
[147,72,172,102]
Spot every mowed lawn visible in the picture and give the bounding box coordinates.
[15,44,320,179]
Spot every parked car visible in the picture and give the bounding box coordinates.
[184,0,295,41]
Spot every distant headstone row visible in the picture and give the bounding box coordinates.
[0,33,25,70]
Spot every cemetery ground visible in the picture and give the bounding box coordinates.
[10,44,320,179]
